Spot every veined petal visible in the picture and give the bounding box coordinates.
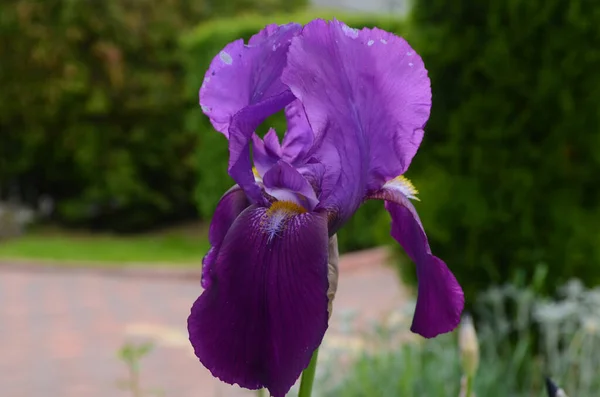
[282,19,431,228]
[200,23,302,137]
[188,205,329,397]
[202,186,250,288]
[263,161,319,210]
[369,187,464,338]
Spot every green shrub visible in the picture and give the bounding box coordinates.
[403,0,600,306]
[0,0,306,231]
[183,11,407,252]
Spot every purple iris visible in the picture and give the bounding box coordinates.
[188,19,464,397]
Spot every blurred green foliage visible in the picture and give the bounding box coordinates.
[404,0,600,307]
[320,277,600,397]
[0,0,306,231]
[182,11,406,253]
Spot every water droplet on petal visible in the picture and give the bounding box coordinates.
[219,51,233,65]
[367,40,375,46]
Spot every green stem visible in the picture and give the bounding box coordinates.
[257,388,266,397]
[465,375,473,397]
[298,348,320,397]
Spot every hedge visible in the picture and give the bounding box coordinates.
[407,0,600,306]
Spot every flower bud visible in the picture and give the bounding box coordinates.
[458,314,479,377]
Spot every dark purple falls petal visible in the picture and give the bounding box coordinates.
[188,205,329,397]
[202,186,250,289]
[370,190,464,338]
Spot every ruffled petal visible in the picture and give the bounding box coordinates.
[199,23,301,203]
[188,205,329,397]
[202,186,250,288]
[200,23,302,136]
[369,189,464,338]
[282,19,431,228]
[263,161,319,210]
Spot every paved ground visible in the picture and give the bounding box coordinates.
[0,249,410,397]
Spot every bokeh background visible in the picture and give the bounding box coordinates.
[1,0,599,396]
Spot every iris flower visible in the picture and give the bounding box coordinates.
[188,19,464,397]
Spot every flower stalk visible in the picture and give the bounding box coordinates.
[298,348,320,397]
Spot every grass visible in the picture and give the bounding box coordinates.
[0,223,210,266]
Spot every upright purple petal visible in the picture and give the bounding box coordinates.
[252,129,282,177]
[281,101,314,163]
[202,186,250,288]
[252,102,315,179]
[188,205,329,397]
[228,91,295,203]
[282,19,432,228]
[200,23,302,136]
[369,189,464,338]
[199,23,301,202]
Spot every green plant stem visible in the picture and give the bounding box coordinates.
[298,348,320,397]
[257,388,266,397]
[465,374,473,397]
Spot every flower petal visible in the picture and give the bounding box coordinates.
[369,190,464,338]
[202,186,250,288]
[228,91,295,203]
[282,19,431,227]
[263,161,319,210]
[281,100,314,163]
[188,206,329,397]
[252,129,281,177]
[200,23,302,136]
[199,23,301,203]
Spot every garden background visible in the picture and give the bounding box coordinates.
[1,0,599,396]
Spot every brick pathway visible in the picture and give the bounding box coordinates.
[0,248,409,397]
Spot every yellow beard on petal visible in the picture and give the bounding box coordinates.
[261,200,307,242]
[384,175,420,201]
